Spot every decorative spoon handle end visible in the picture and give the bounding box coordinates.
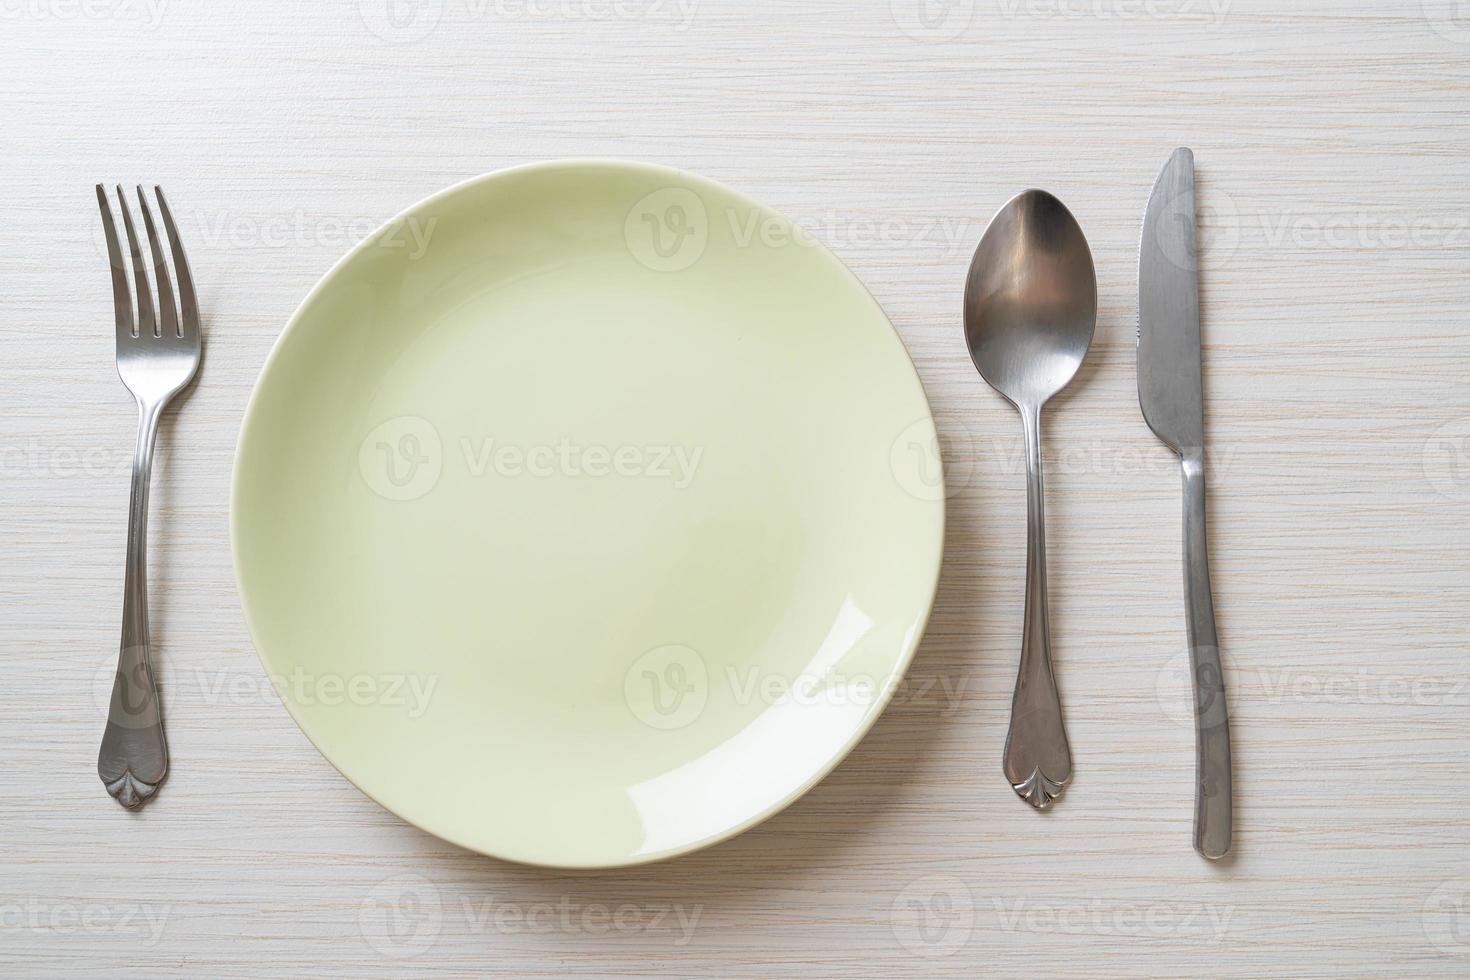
[1011,766,1068,810]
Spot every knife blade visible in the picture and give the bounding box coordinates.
[1139,147,1204,456]
[1138,147,1233,860]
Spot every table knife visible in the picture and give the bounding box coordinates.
[1138,147,1233,859]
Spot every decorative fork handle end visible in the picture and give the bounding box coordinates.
[98,646,168,810]
[98,657,168,810]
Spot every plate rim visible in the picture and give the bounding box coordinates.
[229,158,946,868]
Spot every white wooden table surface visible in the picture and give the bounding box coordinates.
[4,1,1470,975]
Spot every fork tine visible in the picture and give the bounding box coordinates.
[153,187,197,340]
[135,187,178,340]
[115,185,156,338]
[96,185,134,340]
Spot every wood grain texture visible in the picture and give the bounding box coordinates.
[3,0,1469,975]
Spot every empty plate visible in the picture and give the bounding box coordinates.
[232,161,943,867]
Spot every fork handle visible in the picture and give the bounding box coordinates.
[1182,451,1231,858]
[99,401,168,809]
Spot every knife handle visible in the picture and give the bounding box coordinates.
[1181,451,1232,859]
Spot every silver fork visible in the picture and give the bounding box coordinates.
[95,185,201,809]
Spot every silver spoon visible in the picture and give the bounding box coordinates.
[964,189,1097,810]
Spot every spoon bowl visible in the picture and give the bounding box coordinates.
[964,190,1097,409]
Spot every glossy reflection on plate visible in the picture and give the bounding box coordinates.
[231,161,944,867]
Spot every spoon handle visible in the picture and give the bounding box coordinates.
[1003,404,1072,809]
[1181,451,1232,858]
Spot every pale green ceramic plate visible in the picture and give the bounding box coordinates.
[232,161,944,868]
